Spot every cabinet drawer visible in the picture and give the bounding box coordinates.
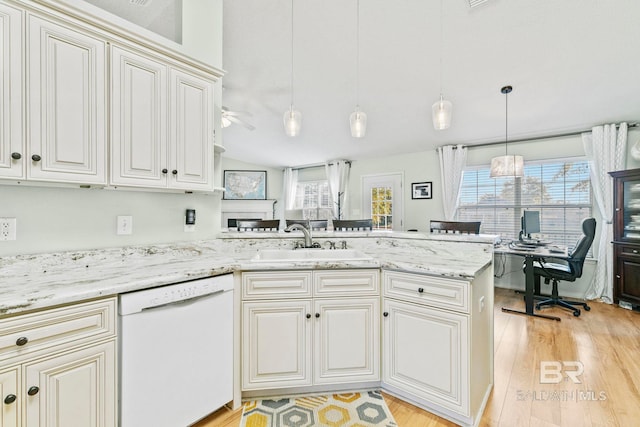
[383,270,469,313]
[314,270,379,297]
[0,298,116,362]
[618,244,640,257]
[242,271,313,299]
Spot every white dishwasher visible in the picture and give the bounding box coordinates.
[118,274,233,427]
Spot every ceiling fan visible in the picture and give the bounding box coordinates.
[221,106,255,131]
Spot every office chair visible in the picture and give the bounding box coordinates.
[429,220,481,234]
[526,217,596,317]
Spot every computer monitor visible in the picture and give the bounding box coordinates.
[520,210,540,240]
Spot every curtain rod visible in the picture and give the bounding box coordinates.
[441,122,639,150]
[290,160,352,171]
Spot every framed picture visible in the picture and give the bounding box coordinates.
[223,170,267,200]
[411,182,432,199]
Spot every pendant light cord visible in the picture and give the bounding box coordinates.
[439,0,443,96]
[501,85,512,156]
[356,0,360,108]
[290,0,294,108]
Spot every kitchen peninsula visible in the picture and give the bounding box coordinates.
[0,232,494,427]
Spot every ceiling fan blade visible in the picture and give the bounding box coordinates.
[227,115,255,131]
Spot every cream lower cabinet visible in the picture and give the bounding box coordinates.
[381,269,494,427]
[241,270,379,391]
[0,297,117,427]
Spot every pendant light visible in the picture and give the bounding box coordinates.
[349,0,367,138]
[432,0,452,130]
[490,85,524,178]
[283,0,301,137]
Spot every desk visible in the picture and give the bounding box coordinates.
[495,243,569,321]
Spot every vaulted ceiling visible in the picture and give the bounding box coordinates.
[221,0,640,167]
[82,0,640,168]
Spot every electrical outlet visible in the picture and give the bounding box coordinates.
[117,216,133,235]
[0,218,17,241]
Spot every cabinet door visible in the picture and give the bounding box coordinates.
[0,4,24,179]
[242,300,312,390]
[24,341,116,427]
[27,15,106,184]
[110,45,167,187]
[169,68,214,190]
[383,299,469,416]
[0,367,20,427]
[616,251,640,306]
[314,298,380,384]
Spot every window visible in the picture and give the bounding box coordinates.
[457,159,592,250]
[371,186,393,230]
[293,180,332,219]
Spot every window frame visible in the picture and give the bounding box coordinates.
[456,156,593,251]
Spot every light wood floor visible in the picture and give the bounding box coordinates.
[194,288,640,427]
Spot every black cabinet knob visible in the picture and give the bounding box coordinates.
[172,169,178,175]
[315,313,320,318]
[306,313,311,319]
[4,394,17,404]
[11,152,21,160]
[31,154,41,162]
[162,168,168,174]
[16,336,28,346]
[27,386,39,396]
[418,288,424,293]
[383,312,389,317]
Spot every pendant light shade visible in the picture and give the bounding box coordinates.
[490,154,524,178]
[490,85,523,178]
[284,107,302,137]
[432,0,452,130]
[350,106,367,138]
[350,0,366,138]
[432,95,452,130]
[284,0,301,137]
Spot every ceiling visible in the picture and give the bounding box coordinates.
[81,0,640,168]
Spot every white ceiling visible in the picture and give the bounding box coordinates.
[80,0,640,168]
[221,0,640,167]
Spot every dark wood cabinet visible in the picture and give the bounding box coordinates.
[610,168,640,309]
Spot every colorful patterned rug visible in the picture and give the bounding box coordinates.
[240,390,398,427]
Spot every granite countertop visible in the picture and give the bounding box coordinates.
[0,232,495,316]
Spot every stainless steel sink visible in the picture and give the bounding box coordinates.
[251,249,372,262]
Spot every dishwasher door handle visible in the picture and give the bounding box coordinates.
[139,289,227,313]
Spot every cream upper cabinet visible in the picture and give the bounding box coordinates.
[27,14,107,184]
[0,3,24,180]
[110,45,215,191]
[169,68,214,191]
[110,45,168,188]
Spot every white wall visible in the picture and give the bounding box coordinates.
[0,185,221,256]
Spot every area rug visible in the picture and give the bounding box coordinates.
[240,390,398,427]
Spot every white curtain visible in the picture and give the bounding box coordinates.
[282,167,298,210]
[325,160,351,219]
[582,122,627,302]
[438,144,468,220]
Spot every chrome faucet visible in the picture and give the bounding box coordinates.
[285,223,320,248]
